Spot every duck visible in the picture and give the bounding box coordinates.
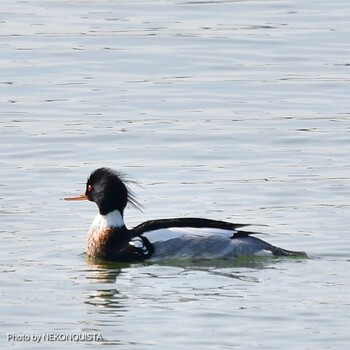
[64,167,305,262]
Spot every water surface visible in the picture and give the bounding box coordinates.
[1,0,349,349]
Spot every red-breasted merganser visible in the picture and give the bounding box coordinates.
[65,167,305,262]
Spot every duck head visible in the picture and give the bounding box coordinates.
[65,167,140,216]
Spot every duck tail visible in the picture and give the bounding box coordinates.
[270,246,307,257]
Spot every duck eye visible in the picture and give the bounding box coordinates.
[87,185,92,192]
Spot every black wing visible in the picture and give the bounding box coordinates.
[131,217,251,237]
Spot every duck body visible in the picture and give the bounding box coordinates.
[65,168,305,262]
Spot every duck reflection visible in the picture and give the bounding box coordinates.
[84,255,131,309]
[85,255,130,283]
[152,256,279,283]
[84,253,287,304]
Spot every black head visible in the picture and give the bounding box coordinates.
[85,168,140,215]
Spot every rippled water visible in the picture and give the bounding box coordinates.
[1,0,350,349]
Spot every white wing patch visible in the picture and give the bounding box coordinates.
[143,227,236,244]
[129,237,145,248]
